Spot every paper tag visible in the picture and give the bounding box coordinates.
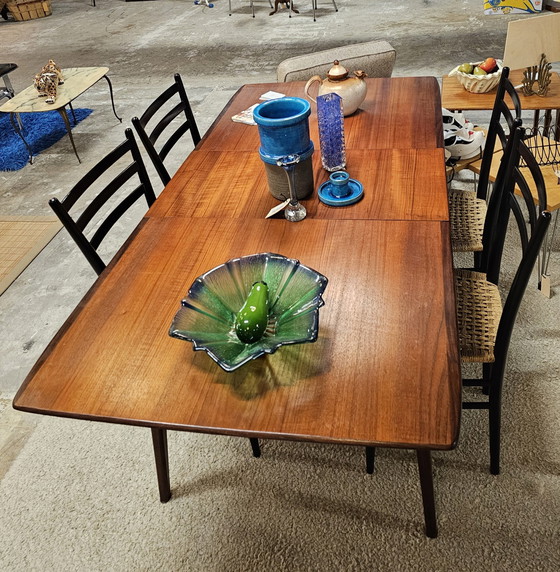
[260,91,286,101]
[540,274,551,298]
[266,199,290,218]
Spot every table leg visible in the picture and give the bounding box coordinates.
[249,437,261,457]
[151,428,171,503]
[68,101,78,124]
[56,108,81,163]
[365,446,375,474]
[416,449,438,538]
[10,112,34,164]
[102,75,123,123]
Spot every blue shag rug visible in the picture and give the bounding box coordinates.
[0,108,93,171]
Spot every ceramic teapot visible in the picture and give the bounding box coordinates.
[304,61,367,116]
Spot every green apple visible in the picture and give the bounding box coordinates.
[473,66,487,76]
[458,63,474,74]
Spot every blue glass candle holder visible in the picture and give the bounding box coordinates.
[316,92,346,172]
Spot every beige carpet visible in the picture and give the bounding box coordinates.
[0,402,559,571]
[0,216,62,296]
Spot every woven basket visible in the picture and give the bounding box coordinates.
[7,0,52,21]
[448,61,503,94]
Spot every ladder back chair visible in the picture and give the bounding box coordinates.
[49,128,156,276]
[456,125,551,474]
[468,66,522,202]
[450,68,522,255]
[367,126,549,476]
[132,73,201,187]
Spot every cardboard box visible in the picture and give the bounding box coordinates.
[484,0,543,15]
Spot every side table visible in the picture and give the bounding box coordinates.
[0,67,122,164]
[442,69,560,139]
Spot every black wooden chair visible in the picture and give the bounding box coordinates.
[49,128,156,276]
[456,125,551,474]
[132,73,201,186]
[367,126,550,476]
[449,67,523,255]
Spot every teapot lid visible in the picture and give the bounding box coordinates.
[327,60,349,81]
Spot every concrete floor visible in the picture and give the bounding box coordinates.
[0,1,556,472]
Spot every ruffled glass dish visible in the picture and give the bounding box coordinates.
[169,253,328,372]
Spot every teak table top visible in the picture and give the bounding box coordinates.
[14,76,460,451]
[201,77,445,152]
[148,148,450,221]
[14,217,461,450]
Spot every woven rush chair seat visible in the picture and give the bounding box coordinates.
[455,269,501,362]
[449,190,487,252]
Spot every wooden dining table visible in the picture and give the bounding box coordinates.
[13,77,461,538]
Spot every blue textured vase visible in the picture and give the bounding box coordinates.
[253,97,314,163]
[253,97,315,201]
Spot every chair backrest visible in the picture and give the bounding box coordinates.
[49,128,156,276]
[476,67,522,202]
[478,117,522,279]
[509,136,548,255]
[132,73,201,186]
[489,209,551,403]
[276,40,396,82]
[484,126,548,286]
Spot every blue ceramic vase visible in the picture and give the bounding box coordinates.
[253,97,314,201]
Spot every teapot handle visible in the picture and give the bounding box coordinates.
[304,75,322,103]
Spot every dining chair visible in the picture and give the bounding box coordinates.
[449,67,522,255]
[229,0,273,17]
[456,125,551,475]
[365,125,520,476]
[132,73,201,186]
[49,128,156,276]
[367,126,549,477]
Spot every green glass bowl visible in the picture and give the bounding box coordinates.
[169,253,328,372]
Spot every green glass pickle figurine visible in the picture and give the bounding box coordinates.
[235,281,269,344]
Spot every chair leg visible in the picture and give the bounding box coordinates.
[365,446,375,474]
[489,402,501,475]
[249,437,261,457]
[482,362,492,395]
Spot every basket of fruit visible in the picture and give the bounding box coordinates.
[449,58,503,94]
